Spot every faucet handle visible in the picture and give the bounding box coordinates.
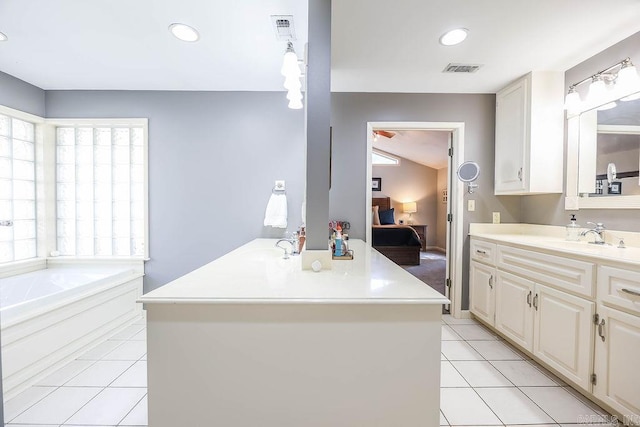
[587,222,605,230]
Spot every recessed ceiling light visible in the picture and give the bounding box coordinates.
[439,28,468,46]
[0,32,7,42]
[169,23,199,42]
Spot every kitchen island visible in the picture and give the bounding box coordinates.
[140,239,448,427]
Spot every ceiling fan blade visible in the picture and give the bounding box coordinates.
[374,130,396,138]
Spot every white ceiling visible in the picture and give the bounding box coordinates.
[373,130,449,169]
[0,1,639,93]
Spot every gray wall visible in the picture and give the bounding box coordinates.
[330,93,520,309]
[372,157,438,246]
[522,30,640,231]
[45,91,306,291]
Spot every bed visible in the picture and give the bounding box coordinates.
[372,197,422,265]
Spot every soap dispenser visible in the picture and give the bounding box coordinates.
[566,214,580,241]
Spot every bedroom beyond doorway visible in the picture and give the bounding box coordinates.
[366,121,466,317]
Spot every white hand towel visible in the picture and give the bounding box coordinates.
[264,193,288,228]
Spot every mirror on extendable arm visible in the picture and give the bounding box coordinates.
[457,161,480,193]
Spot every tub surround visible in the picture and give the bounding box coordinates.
[469,223,640,422]
[1,261,144,400]
[141,239,447,427]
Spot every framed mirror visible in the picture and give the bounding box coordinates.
[566,89,640,209]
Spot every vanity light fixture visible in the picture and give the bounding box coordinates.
[439,28,468,46]
[281,41,304,110]
[0,31,7,41]
[169,23,200,42]
[564,57,640,111]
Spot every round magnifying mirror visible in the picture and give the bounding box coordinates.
[457,161,480,182]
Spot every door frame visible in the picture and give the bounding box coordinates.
[366,121,465,318]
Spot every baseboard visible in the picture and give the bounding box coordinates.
[424,246,446,253]
[458,310,472,319]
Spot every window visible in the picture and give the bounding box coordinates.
[0,114,37,263]
[372,150,399,165]
[56,124,146,257]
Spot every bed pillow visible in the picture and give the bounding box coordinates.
[378,208,395,225]
[372,205,381,225]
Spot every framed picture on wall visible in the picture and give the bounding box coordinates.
[372,177,382,192]
[608,182,622,195]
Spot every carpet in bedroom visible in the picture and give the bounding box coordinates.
[402,250,447,296]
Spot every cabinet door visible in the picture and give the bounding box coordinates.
[495,77,528,194]
[495,270,534,351]
[533,284,594,391]
[470,261,495,326]
[593,305,640,420]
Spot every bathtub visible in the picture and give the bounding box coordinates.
[1,260,144,399]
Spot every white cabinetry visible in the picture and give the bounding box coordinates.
[470,261,496,326]
[593,305,640,419]
[495,270,534,351]
[494,71,564,195]
[593,265,640,419]
[494,270,594,388]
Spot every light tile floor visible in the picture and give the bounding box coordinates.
[4,315,618,427]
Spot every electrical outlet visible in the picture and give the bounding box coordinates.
[492,212,501,224]
[467,200,476,211]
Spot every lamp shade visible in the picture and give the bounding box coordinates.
[403,202,417,214]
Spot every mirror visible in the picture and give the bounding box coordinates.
[457,161,480,193]
[567,90,640,209]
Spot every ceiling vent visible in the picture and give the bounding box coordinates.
[443,63,483,73]
[271,15,296,41]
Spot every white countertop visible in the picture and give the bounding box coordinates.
[469,224,640,267]
[140,239,449,305]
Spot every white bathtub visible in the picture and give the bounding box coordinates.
[1,261,144,399]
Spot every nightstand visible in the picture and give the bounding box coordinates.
[410,225,427,251]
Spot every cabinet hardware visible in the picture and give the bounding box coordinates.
[621,288,640,297]
[517,167,523,181]
[590,373,597,386]
[597,319,606,342]
[475,249,487,255]
[526,291,532,307]
[593,313,600,324]
[533,293,539,310]
[488,275,493,289]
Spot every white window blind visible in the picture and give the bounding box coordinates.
[56,126,145,257]
[0,114,37,263]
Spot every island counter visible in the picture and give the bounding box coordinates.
[140,239,448,427]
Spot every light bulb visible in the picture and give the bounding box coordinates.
[288,97,303,110]
[439,28,468,46]
[617,63,640,92]
[281,50,300,78]
[587,76,606,103]
[168,23,200,42]
[283,75,302,91]
[564,88,581,111]
[286,89,303,101]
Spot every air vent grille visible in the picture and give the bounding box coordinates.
[443,63,482,73]
[271,15,296,41]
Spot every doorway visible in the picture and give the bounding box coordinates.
[366,122,465,317]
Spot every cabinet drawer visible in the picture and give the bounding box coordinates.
[471,240,496,264]
[497,245,595,298]
[598,265,640,316]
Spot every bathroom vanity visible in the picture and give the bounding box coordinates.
[469,223,640,422]
[140,239,448,427]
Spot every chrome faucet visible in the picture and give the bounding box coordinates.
[275,238,297,259]
[580,222,606,245]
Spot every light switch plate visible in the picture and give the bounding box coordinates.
[492,212,501,224]
[467,200,475,211]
